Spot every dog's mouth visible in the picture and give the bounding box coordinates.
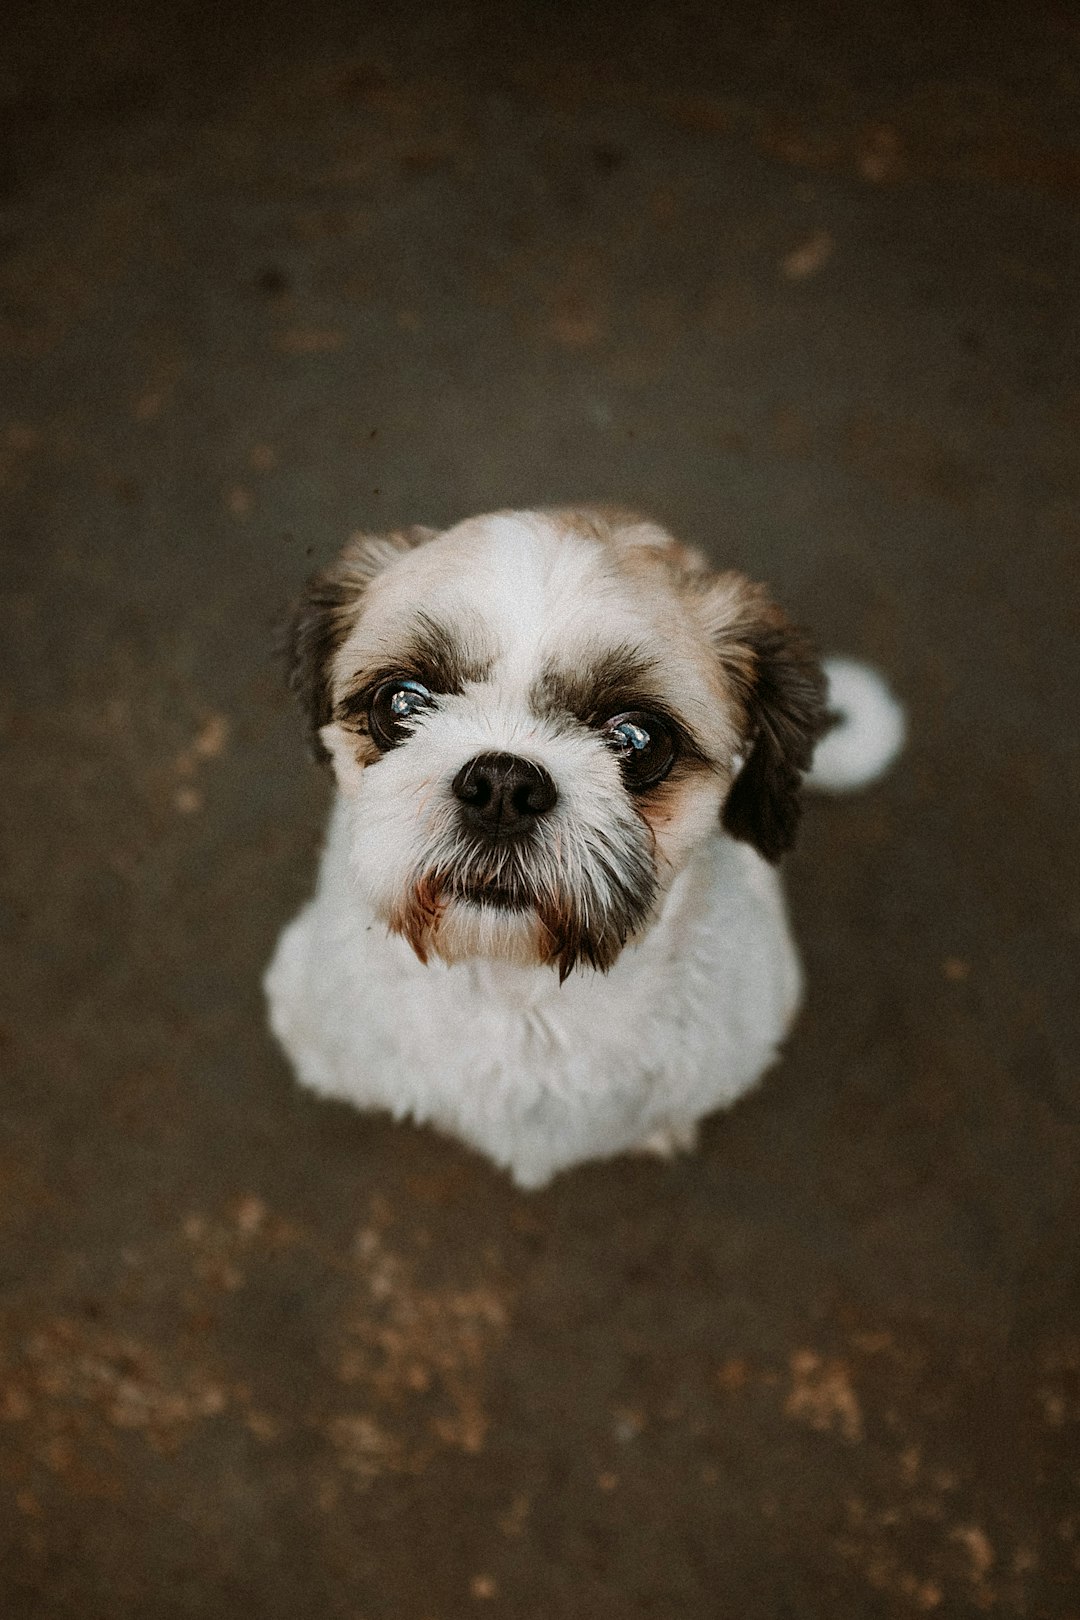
[389,825,659,978]
[446,875,533,911]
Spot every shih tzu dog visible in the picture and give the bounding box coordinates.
[265,508,903,1188]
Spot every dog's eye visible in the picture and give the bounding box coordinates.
[601,710,677,789]
[369,679,434,749]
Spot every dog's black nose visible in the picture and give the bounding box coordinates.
[452,752,558,838]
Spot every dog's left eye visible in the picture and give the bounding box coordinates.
[601,710,677,789]
[369,679,435,749]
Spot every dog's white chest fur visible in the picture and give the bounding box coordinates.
[266,795,801,1188]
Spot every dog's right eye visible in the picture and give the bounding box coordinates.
[369,679,435,749]
[601,709,678,789]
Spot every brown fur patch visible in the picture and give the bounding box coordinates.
[387,872,446,964]
[633,761,710,843]
[286,525,437,760]
[532,856,656,982]
[335,609,495,731]
[531,644,662,728]
[713,590,827,862]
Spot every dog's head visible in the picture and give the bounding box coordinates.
[287,509,826,977]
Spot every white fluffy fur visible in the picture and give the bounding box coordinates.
[266,800,801,1188]
[265,510,902,1188]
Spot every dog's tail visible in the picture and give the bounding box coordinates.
[808,658,906,793]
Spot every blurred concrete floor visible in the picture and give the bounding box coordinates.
[1,1,1078,1614]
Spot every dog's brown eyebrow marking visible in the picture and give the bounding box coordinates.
[335,611,494,722]
[401,611,495,691]
[532,644,714,768]
[532,645,666,726]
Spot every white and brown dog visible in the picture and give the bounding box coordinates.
[265,508,903,1187]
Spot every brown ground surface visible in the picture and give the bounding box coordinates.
[1,2,1078,1615]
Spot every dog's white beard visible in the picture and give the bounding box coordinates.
[381,811,658,980]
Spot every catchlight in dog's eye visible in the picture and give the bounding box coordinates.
[369,679,434,749]
[602,710,677,789]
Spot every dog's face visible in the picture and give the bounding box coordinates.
[288,509,825,977]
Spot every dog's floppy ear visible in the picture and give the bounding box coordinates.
[286,526,437,761]
[699,575,828,862]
